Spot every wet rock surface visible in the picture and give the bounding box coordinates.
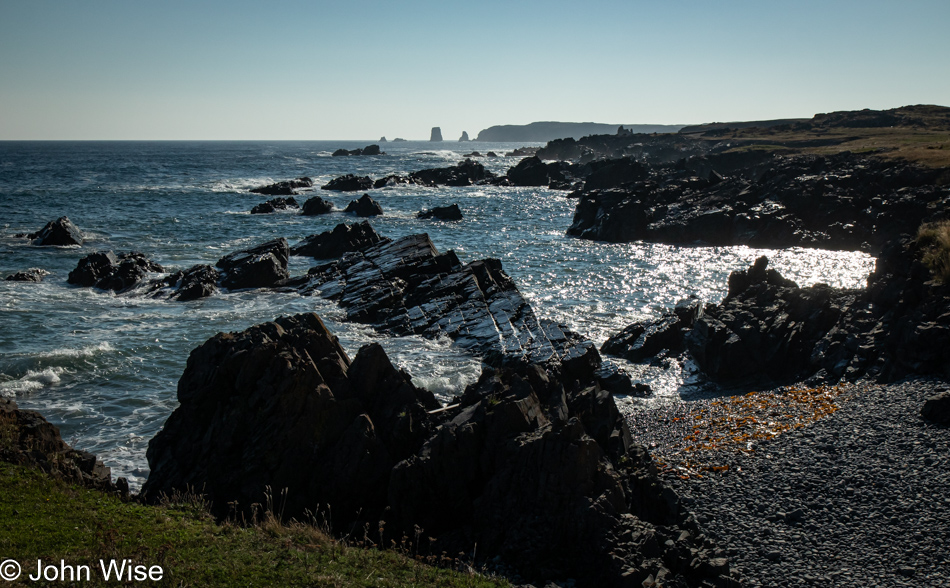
[215,238,290,290]
[409,159,495,187]
[417,203,462,221]
[344,193,384,217]
[322,174,374,191]
[4,268,48,282]
[568,152,949,252]
[23,216,84,246]
[300,196,334,216]
[1,397,125,495]
[249,177,313,196]
[332,144,383,156]
[144,313,737,587]
[666,378,950,588]
[68,251,164,293]
[289,221,390,260]
[250,197,299,214]
[299,233,597,367]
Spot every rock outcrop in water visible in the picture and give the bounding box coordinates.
[301,196,334,216]
[249,177,313,196]
[216,238,290,290]
[417,203,462,221]
[409,159,495,187]
[322,174,374,192]
[343,193,383,217]
[568,152,949,252]
[1,397,125,495]
[143,313,737,587]
[68,251,164,293]
[458,131,469,141]
[22,216,84,246]
[430,127,442,142]
[289,221,389,259]
[4,268,48,282]
[332,144,383,156]
[250,197,299,214]
[297,233,600,371]
[603,240,950,386]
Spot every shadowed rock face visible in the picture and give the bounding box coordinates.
[251,197,299,214]
[25,216,84,246]
[143,314,737,587]
[68,251,164,293]
[4,268,48,282]
[568,152,949,252]
[301,196,333,216]
[343,193,383,217]
[249,177,312,196]
[299,233,598,370]
[409,159,495,187]
[322,174,374,191]
[416,203,462,221]
[289,221,390,259]
[216,238,289,290]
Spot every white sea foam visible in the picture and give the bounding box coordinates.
[35,341,114,359]
[0,367,67,396]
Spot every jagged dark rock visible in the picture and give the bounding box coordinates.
[417,203,462,221]
[289,221,390,259]
[373,174,411,189]
[300,196,334,216]
[4,268,48,282]
[568,151,950,252]
[143,315,736,587]
[1,397,125,495]
[602,300,704,364]
[506,156,550,187]
[216,238,290,290]
[298,233,599,370]
[322,174,374,191]
[154,264,220,301]
[332,145,383,156]
[68,251,164,293]
[409,159,495,187]
[249,177,312,196]
[250,197,299,214]
[344,193,383,217]
[25,216,84,246]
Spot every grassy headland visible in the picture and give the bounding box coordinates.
[0,462,508,587]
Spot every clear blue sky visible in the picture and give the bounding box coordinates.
[1,0,947,140]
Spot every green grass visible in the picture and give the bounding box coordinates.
[0,463,509,587]
[917,220,950,283]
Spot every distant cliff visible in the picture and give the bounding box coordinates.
[474,121,683,142]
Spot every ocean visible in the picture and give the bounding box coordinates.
[0,140,875,488]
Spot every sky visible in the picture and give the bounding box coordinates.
[1,0,948,140]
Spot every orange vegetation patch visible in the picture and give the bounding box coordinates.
[638,384,859,480]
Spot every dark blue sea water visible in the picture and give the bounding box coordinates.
[0,141,875,488]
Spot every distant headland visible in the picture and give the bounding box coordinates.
[474,121,684,142]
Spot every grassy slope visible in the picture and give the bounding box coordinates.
[0,463,509,588]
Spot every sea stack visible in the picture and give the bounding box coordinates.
[458,131,470,141]
[379,136,387,142]
[429,127,443,142]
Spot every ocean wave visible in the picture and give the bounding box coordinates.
[0,366,67,396]
[35,341,115,359]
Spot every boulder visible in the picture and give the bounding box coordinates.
[68,251,164,293]
[921,391,950,424]
[430,127,443,142]
[289,221,390,259]
[361,144,382,155]
[26,216,84,246]
[4,268,48,282]
[344,194,383,217]
[300,196,334,216]
[159,264,220,302]
[250,177,312,196]
[506,156,550,187]
[216,238,289,290]
[250,197,299,214]
[417,203,462,221]
[322,174,374,191]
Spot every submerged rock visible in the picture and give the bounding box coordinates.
[416,203,462,221]
[300,196,334,216]
[289,221,389,259]
[249,177,312,196]
[322,174,374,192]
[216,238,289,290]
[143,314,735,587]
[68,251,164,293]
[344,193,383,217]
[153,264,220,302]
[250,197,299,214]
[25,216,84,246]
